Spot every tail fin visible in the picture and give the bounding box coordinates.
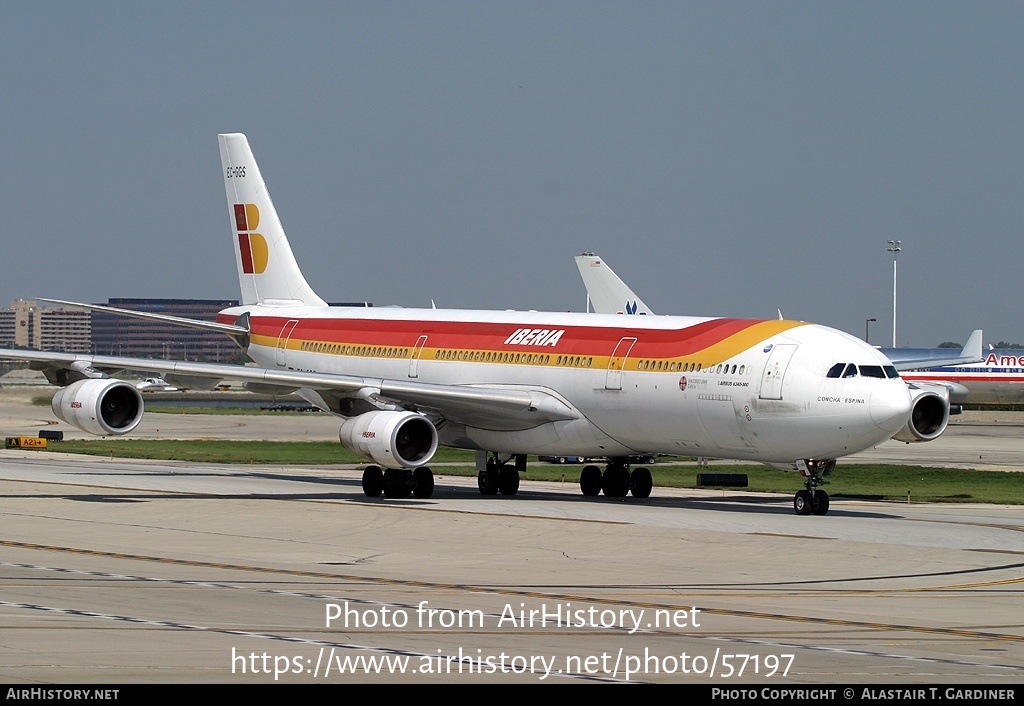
[574,253,655,315]
[960,329,983,362]
[218,133,326,307]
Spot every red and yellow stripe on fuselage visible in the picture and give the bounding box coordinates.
[227,310,807,373]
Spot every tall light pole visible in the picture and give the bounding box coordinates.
[865,317,876,344]
[886,240,901,347]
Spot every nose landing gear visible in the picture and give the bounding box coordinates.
[794,459,834,515]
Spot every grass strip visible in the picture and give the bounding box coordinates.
[39,439,1024,504]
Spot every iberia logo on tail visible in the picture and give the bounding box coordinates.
[233,203,268,274]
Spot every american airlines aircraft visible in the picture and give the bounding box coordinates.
[898,349,1024,405]
[0,134,952,516]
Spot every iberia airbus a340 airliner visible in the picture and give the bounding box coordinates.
[0,134,952,515]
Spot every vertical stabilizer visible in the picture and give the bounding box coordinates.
[961,329,983,362]
[218,133,327,307]
[574,253,655,315]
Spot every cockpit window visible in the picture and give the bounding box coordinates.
[828,362,898,380]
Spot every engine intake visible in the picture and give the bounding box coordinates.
[51,379,145,436]
[891,384,950,443]
[339,410,438,468]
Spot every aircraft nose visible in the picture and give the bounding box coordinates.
[870,383,912,433]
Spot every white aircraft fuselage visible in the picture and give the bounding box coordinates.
[902,351,1024,405]
[0,133,947,514]
[224,303,912,465]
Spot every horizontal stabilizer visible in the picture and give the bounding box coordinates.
[37,298,247,336]
[884,329,984,371]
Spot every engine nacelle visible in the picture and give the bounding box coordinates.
[891,384,950,443]
[339,410,438,468]
[51,379,145,436]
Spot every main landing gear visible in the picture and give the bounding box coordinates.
[477,454,523,496]
[793,459,834,516]
[579,458,653,499]
[361,465,435,499]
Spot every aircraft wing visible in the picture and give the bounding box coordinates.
[883,330,984,372]
[0,348,577,431]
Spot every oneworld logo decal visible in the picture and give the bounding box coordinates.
[234,203,268,274]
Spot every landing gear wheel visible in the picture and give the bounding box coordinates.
[580,465,602,496]
[795,458,834,516]
[811,489,829,515]
[498,466,520,495]
[361,465,384,497]
[794,489,812,516]
[384,469,413,499]
[413,467,434,499]
[602,464,630,497]
[478,464,499,495]
[630,467,653,498]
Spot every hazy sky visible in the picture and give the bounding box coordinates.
[2,2,1021,346]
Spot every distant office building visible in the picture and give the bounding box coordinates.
[39,308,91,353]
[90,298,240,361]
[0,309,15,348]
[11,300,37,349]
[8,300,91,353]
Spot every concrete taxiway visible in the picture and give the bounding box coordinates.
[0,387,1022,683]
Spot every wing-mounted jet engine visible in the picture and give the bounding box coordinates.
[892,383,950,443]
[339,410,439,500]
[51,378,145,436]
